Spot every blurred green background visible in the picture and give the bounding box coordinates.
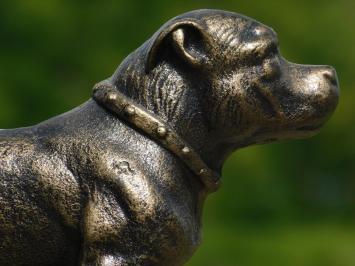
[0,0,354,265]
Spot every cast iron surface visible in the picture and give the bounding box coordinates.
[0,9,339,266]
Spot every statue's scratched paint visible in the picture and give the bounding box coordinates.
[0,10,338,265]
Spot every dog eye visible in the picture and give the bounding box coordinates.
[262,59,281,80]
[268,42,279,54]
[261,42,278,59]
[252,42,278,66]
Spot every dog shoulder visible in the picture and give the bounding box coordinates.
[0,133,42,187]
[30,147,82,228]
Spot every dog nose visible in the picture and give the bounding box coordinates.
[322,67,338,87]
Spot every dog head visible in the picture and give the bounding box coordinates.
[110,9,339,166]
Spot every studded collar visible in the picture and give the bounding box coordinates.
[92,80,221,193]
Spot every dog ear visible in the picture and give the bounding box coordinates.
[145,20,212,73]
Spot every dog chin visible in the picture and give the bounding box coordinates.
[249,124,323,145]
[288,127,322,139]
[280,120,329,140]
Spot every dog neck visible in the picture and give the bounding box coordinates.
[93,80,220,192]
[108,49,234,174]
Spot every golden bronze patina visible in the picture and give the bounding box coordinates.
[93,80,220,192]
[0,9,339,266]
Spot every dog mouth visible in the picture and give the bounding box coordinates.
[252,81,281,118]
[294,123,325,134]
[295,123,323,131]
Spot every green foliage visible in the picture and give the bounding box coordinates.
[0,1,353,265]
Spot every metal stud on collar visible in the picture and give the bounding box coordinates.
[157,126,167,138]
[182,147,190,154]
[93,80,221,192]
[124,105,136,116]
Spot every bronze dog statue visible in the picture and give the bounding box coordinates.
[0,9,338,265]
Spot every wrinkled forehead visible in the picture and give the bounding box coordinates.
[203,13,278,58]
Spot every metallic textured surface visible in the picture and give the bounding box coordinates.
[0,9,338,266]
[92,80,220,192]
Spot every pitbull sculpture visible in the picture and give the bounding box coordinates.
[0,9,338,266]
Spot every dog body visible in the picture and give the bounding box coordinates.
[0,10,338,265]
[0,101,202,265]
